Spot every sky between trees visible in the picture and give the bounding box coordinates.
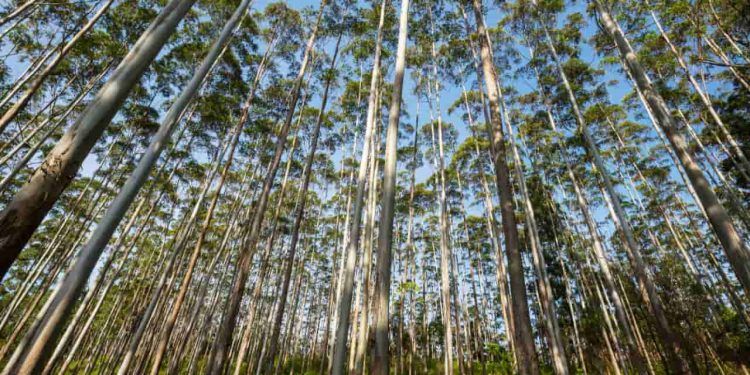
[0,0,748,374]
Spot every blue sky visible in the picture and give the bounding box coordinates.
[4,0,745,338]
[2,0,730,262]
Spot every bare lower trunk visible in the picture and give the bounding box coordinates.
[265,34,341,372]
[370,1,409,373]
[205,4,324,372]
[425,29,454,372]
[471,1,540,373]
[504,106,568,375]
[353,119,380,374]
[330,2,386,373]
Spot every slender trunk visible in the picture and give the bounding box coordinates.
[0,3,32,40]
[405,117,418,375]
[0,0,37,28]
[55,190,172,374]
[0,0,115,134]
[370,1,409,373]
[169,238,234,374]
[426,114,455,374]
[595,0,750,302]
[231,111,305,375]
[265,34,341,372]
[330,1,386,373]
[0,38,59,110]
[504,106,568,375]
[0,0,197,279]
[205,3,324,372]
[649,8,750,182]
[424,7,457,371]
[471,1,540,373]
[354,115,380,374]
[324,153,355,375]
[42,185,163,375]
[0,147,132,369]
[457,79,515,357]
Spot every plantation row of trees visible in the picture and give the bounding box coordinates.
[0,0,748,373]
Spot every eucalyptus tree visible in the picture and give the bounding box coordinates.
[399,113,423,373]
[469,0,540,373]
[206,2,327,373]
[0,2,256,373]
[331,0,388,373]
[265,28,344,371]
[0,0,115,135]
[370,0,410,372]
[0,0,197,279]
[591,0,750,303]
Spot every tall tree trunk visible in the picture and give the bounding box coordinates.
[458,79,515,358]
[205,3,324,372]
[330,1,386,373]
[370,0,409,373]
[0,1,249,370]
[0,40,58,111]
[265,34,342,372]
[537,11,692,372]
[322,138,359,373]
[354,116,380,374]
[0,149,135,371]
[594,0,750,302]
[504,103,568,375]
[0,0,196,279]
[470,1,540,373]
[425,26,455,372]
[405,114,418,375]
